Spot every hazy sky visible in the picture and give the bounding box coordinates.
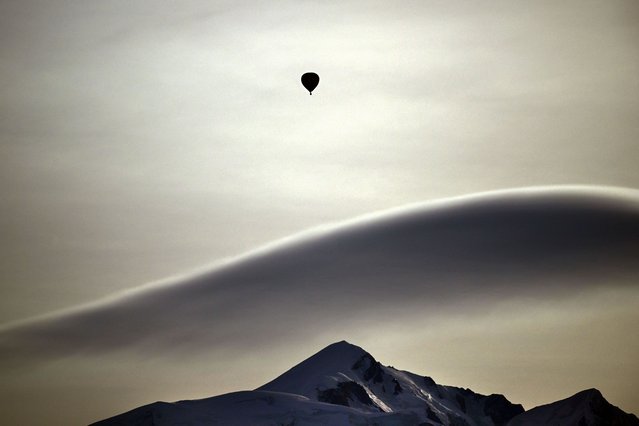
[1,1,638,425]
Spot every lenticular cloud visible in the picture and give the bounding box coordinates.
[1,186,638,362]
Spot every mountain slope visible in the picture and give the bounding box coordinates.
[94,341,639,425]
[259,341,524,426]
[508,388,639,426]
[91,390,423,426]
[95,341,525,426]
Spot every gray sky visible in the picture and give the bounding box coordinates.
[1,1,638,425]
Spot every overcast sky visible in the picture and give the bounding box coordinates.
[1,1,638,425]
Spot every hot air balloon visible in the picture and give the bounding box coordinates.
[301,72,319,95]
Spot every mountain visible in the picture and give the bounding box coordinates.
[258,341,524,426]
[94,341,527,425]
[93,341,639,425]
[508,388,639,426]
[91,390,394,426]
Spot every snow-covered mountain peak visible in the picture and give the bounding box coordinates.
[94,342,637,426]
[307,340,369,367]
[259,341,525,425]
[258,340,370,397]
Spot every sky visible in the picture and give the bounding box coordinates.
[0,1,638,425]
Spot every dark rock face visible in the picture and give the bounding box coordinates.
[352,353,385,383]
[423,376,442,398]
[484,394,525,426]
[317,381,376,408]
[588,389,639,426]
[456,393,467,413]
[426,406,443,424]
[392,378,403,395]
[423,376,437,387]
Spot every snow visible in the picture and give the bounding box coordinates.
[259,340,369,398]
[94,342,636,426]
[240,341,522,425]
[93,390,428,426]
[361,384,393,413]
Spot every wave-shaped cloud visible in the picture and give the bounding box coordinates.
[1,186,639,363]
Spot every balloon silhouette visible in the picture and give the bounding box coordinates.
[301,72,320,95]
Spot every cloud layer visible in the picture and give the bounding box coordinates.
[1,186,638,424]
[2,186,638,360]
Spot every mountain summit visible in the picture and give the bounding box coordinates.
[259,340,524,425]
[509,388,639,426]
[93,341,638,426]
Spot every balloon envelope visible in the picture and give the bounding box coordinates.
[301,72,320,95]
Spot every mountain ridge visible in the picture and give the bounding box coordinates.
[93,341,637,425]
[509,388,639,426]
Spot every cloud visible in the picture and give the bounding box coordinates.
[1,186,638,363]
